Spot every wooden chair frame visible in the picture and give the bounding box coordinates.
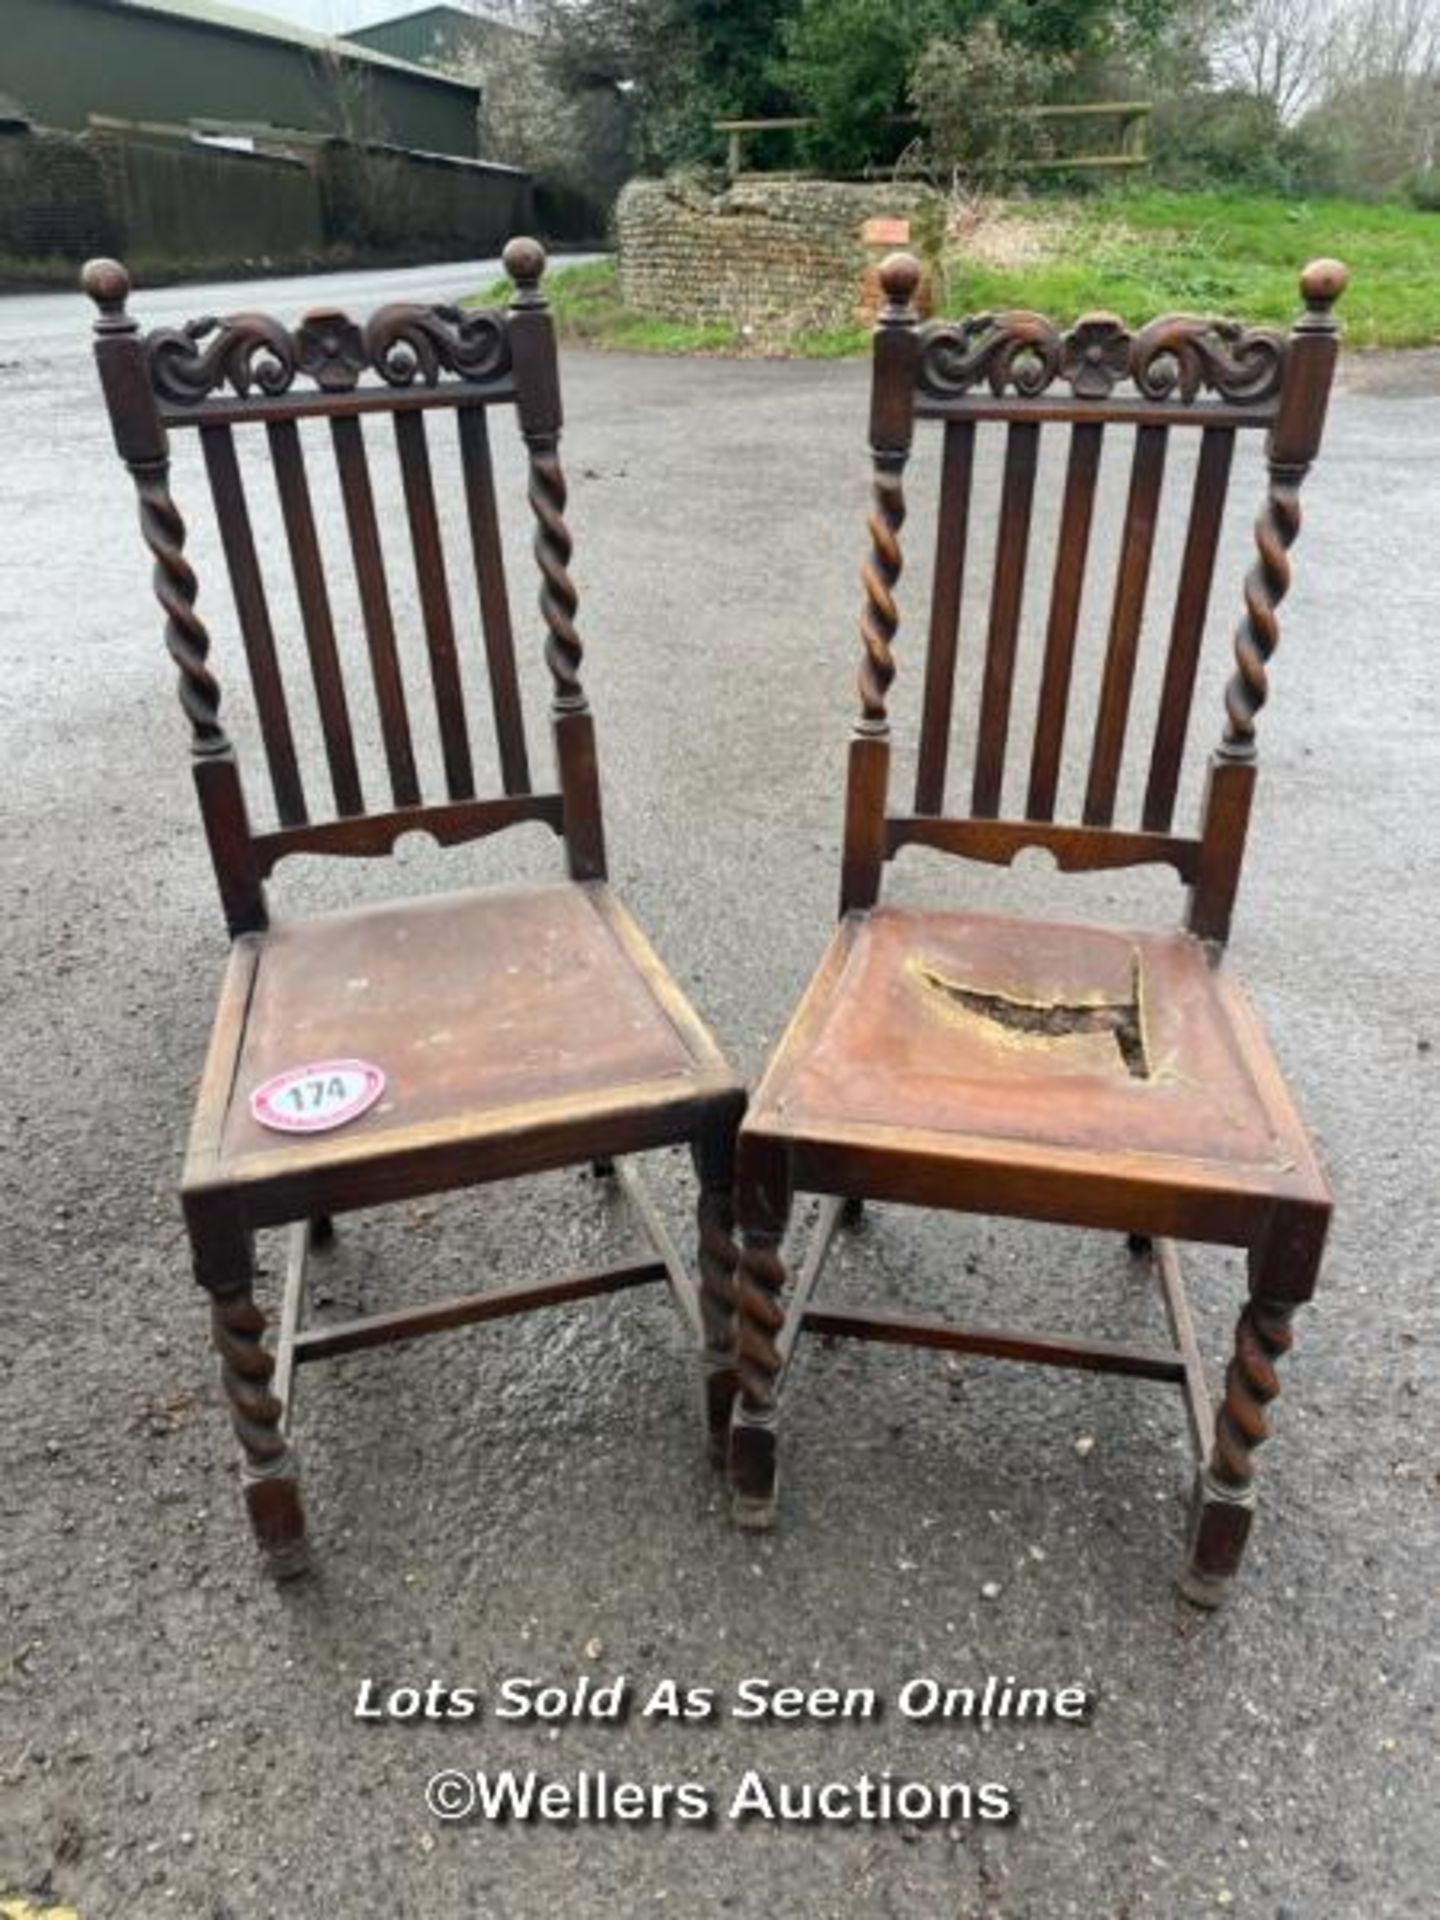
[84,241,743,1576]
[710,253,1347,1606]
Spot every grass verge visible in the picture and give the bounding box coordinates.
[477,189,1440,356]
[946,187,1440,349]
[472,259,867,357]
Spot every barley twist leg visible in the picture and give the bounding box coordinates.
[189,1208,308,1579]
[730,1229,787,1528]
[692,1112,742,1464]
[1181,1207,1326,1607]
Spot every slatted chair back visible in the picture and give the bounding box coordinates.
[841,254,1346,944]
[83,238,602,937]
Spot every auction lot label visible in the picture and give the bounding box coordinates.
[353,1671,1097,1830]
[250,1059,385,1134]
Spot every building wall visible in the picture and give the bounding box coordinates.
[0,119,530,275]
[346,5,528,73]
[349,6,621,242]
[92,128,323,263]
[0,126,116,259]
[317,143,531,255]
[5,0,480,157]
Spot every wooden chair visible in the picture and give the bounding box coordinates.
[83,240,743,1577]
[713,253,1346,1605]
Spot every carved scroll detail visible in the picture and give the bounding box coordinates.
[1222,479,1301,757]
[211,1290,289,1468]
[136,467,227,754]
[148,311,296,403]
[916,310,1287,405]
[1211,1297,1295,1488]
[919,310,1063,399]
[365,305,509,388]
[732,1231,786,1414]
[147,304,510,403]
[858,461,907,725]
[526,444,584,704]
[1131,315,1285,404]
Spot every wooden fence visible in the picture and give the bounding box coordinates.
[714,104,1151,180]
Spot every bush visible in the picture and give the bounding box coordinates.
[910,23,1073,182]
[1149,90,1343,197]
[1405,166,1440,211]
[1303,72,1440,202]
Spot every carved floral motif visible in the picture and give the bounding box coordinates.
[295,311,367,391]
[1061,315,1131,399]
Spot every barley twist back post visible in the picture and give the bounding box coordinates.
[858,474,909,726]
[841,252,922,916]
[85,259,226,755]
[1188,258,1346,946]
[83,257,266,934]
[1220,259,1348,762]
[504,236,607,881]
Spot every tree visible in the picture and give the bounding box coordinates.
[510,0,1195,181]
[538,0,793,167]
[780,0,961,171]
[780,0,1151,172]
[1302,0,1440,188]
[1208,0,1342,120]
[1203,0,1440,187]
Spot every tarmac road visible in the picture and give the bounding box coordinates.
[0,258,1436,1918]
[0,253,604,348]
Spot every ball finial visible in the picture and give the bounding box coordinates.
[878,251,923,311]
[81,257,131,316]
[1300,257,1348,309]
[503,235,547,299]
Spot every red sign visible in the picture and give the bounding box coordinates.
[861,217,911,247]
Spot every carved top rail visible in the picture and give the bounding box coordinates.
[83,260,516,426]
[914,307,1288,424]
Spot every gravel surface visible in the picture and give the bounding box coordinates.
[1,262,1436,1919]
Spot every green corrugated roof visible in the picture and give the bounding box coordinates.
[108,0,479,93]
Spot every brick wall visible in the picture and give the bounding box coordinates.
[616,175,939,337]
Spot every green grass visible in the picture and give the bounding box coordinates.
[473,260,737,353]
[478,189,1440,355]
[946,187,1440,349]
[473,258,867,357]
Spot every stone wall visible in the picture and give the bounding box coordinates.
[616,175,939,337]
